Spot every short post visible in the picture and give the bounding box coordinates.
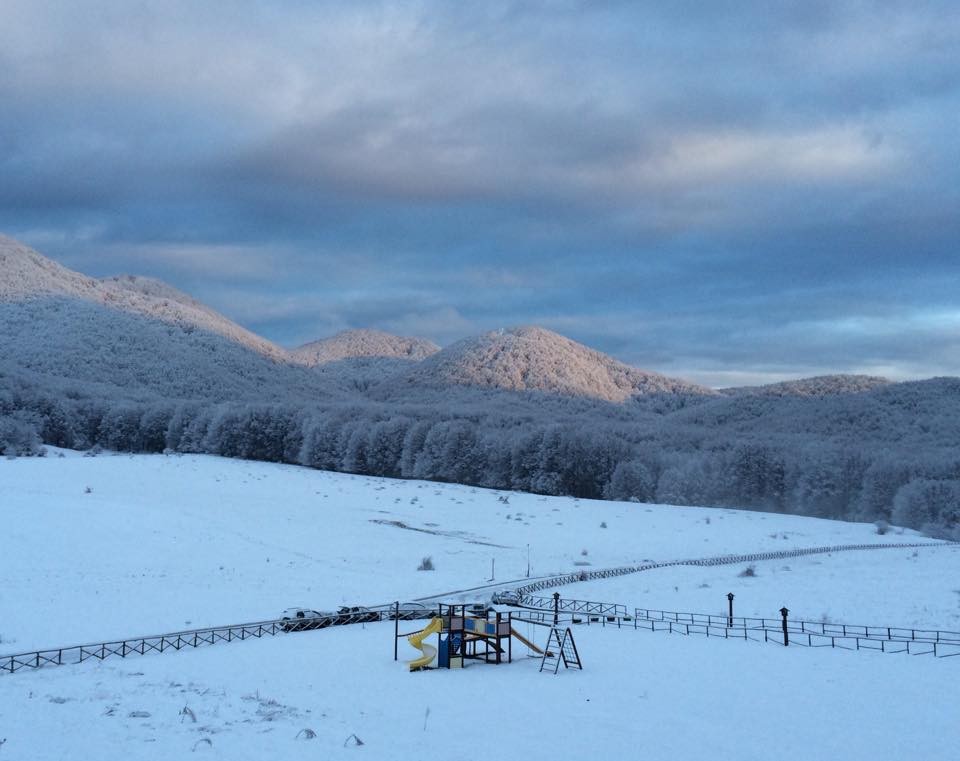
[727,593,734,627]
[553,592,560,626]
[780,607,789,646]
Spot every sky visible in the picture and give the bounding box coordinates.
[1,0,958,386]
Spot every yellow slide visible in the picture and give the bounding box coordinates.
[408,617,443,671]
[510,628,544,655]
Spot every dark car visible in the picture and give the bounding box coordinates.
[467,602,495,618]
[389,602,430,620]
[279,608,335,632]
[336,606,380,624]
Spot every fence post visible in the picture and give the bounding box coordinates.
[727,593,734,627]
[553,592,560,626]
[394,602,399,662]
[780,607,789,646]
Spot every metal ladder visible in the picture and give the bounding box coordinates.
[539,627,582,673]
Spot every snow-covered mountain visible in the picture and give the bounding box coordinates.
[397,326,716,402]
[0,236,722,404]
[291,328,439,366]
[0,234,103,300]
[0,236,333,401]
[1,236,288,361]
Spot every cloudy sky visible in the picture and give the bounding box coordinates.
[2,1,958,385]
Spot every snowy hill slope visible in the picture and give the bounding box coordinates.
[0,297,340,402]
[0,237,339,401]
[1,453,957,761]
[397,326,716,402]
[1,452,952,647]
[0,234,102,300]
[1,236,288,361]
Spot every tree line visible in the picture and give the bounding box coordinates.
[3,372,958,540]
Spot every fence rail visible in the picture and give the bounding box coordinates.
[630,617,960,657]
[514,541,943,607]
[513,541,945,624]
[507,541,958,659]
[3,541,952,675]
[0,609,402,676]
[631,607,960,645]
[517,607,960,658]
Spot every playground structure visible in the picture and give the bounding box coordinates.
[394,602,548,671]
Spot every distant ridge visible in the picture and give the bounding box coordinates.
[291,328,439,366]
[724,374,891,397]
[0,234,935,407]
[399,326,716,402]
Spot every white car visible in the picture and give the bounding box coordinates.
[279,608,334,632]
[491,590,521,606]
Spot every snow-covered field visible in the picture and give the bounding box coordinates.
[563,545,960,629]
[1,451,958,760]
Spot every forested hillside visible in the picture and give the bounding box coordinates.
[1,236,958,540]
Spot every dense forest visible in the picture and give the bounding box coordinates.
[3,360,958,541]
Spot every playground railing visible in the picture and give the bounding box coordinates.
[518,593,627,618]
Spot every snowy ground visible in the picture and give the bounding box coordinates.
[557,545,960,630]
[1,451,958,760]
[4,621,957,761]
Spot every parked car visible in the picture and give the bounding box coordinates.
[389,602,430,620]
[467,602,494,618]
[279,608,335,632]
[336,606,380,624]
[491,590,521,606]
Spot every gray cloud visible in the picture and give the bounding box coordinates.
[1,0,958,384]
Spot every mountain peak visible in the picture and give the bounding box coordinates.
[402,325,714,402]
[291,328,440,366]
[0,236,101,300]
[0,234,287,361]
